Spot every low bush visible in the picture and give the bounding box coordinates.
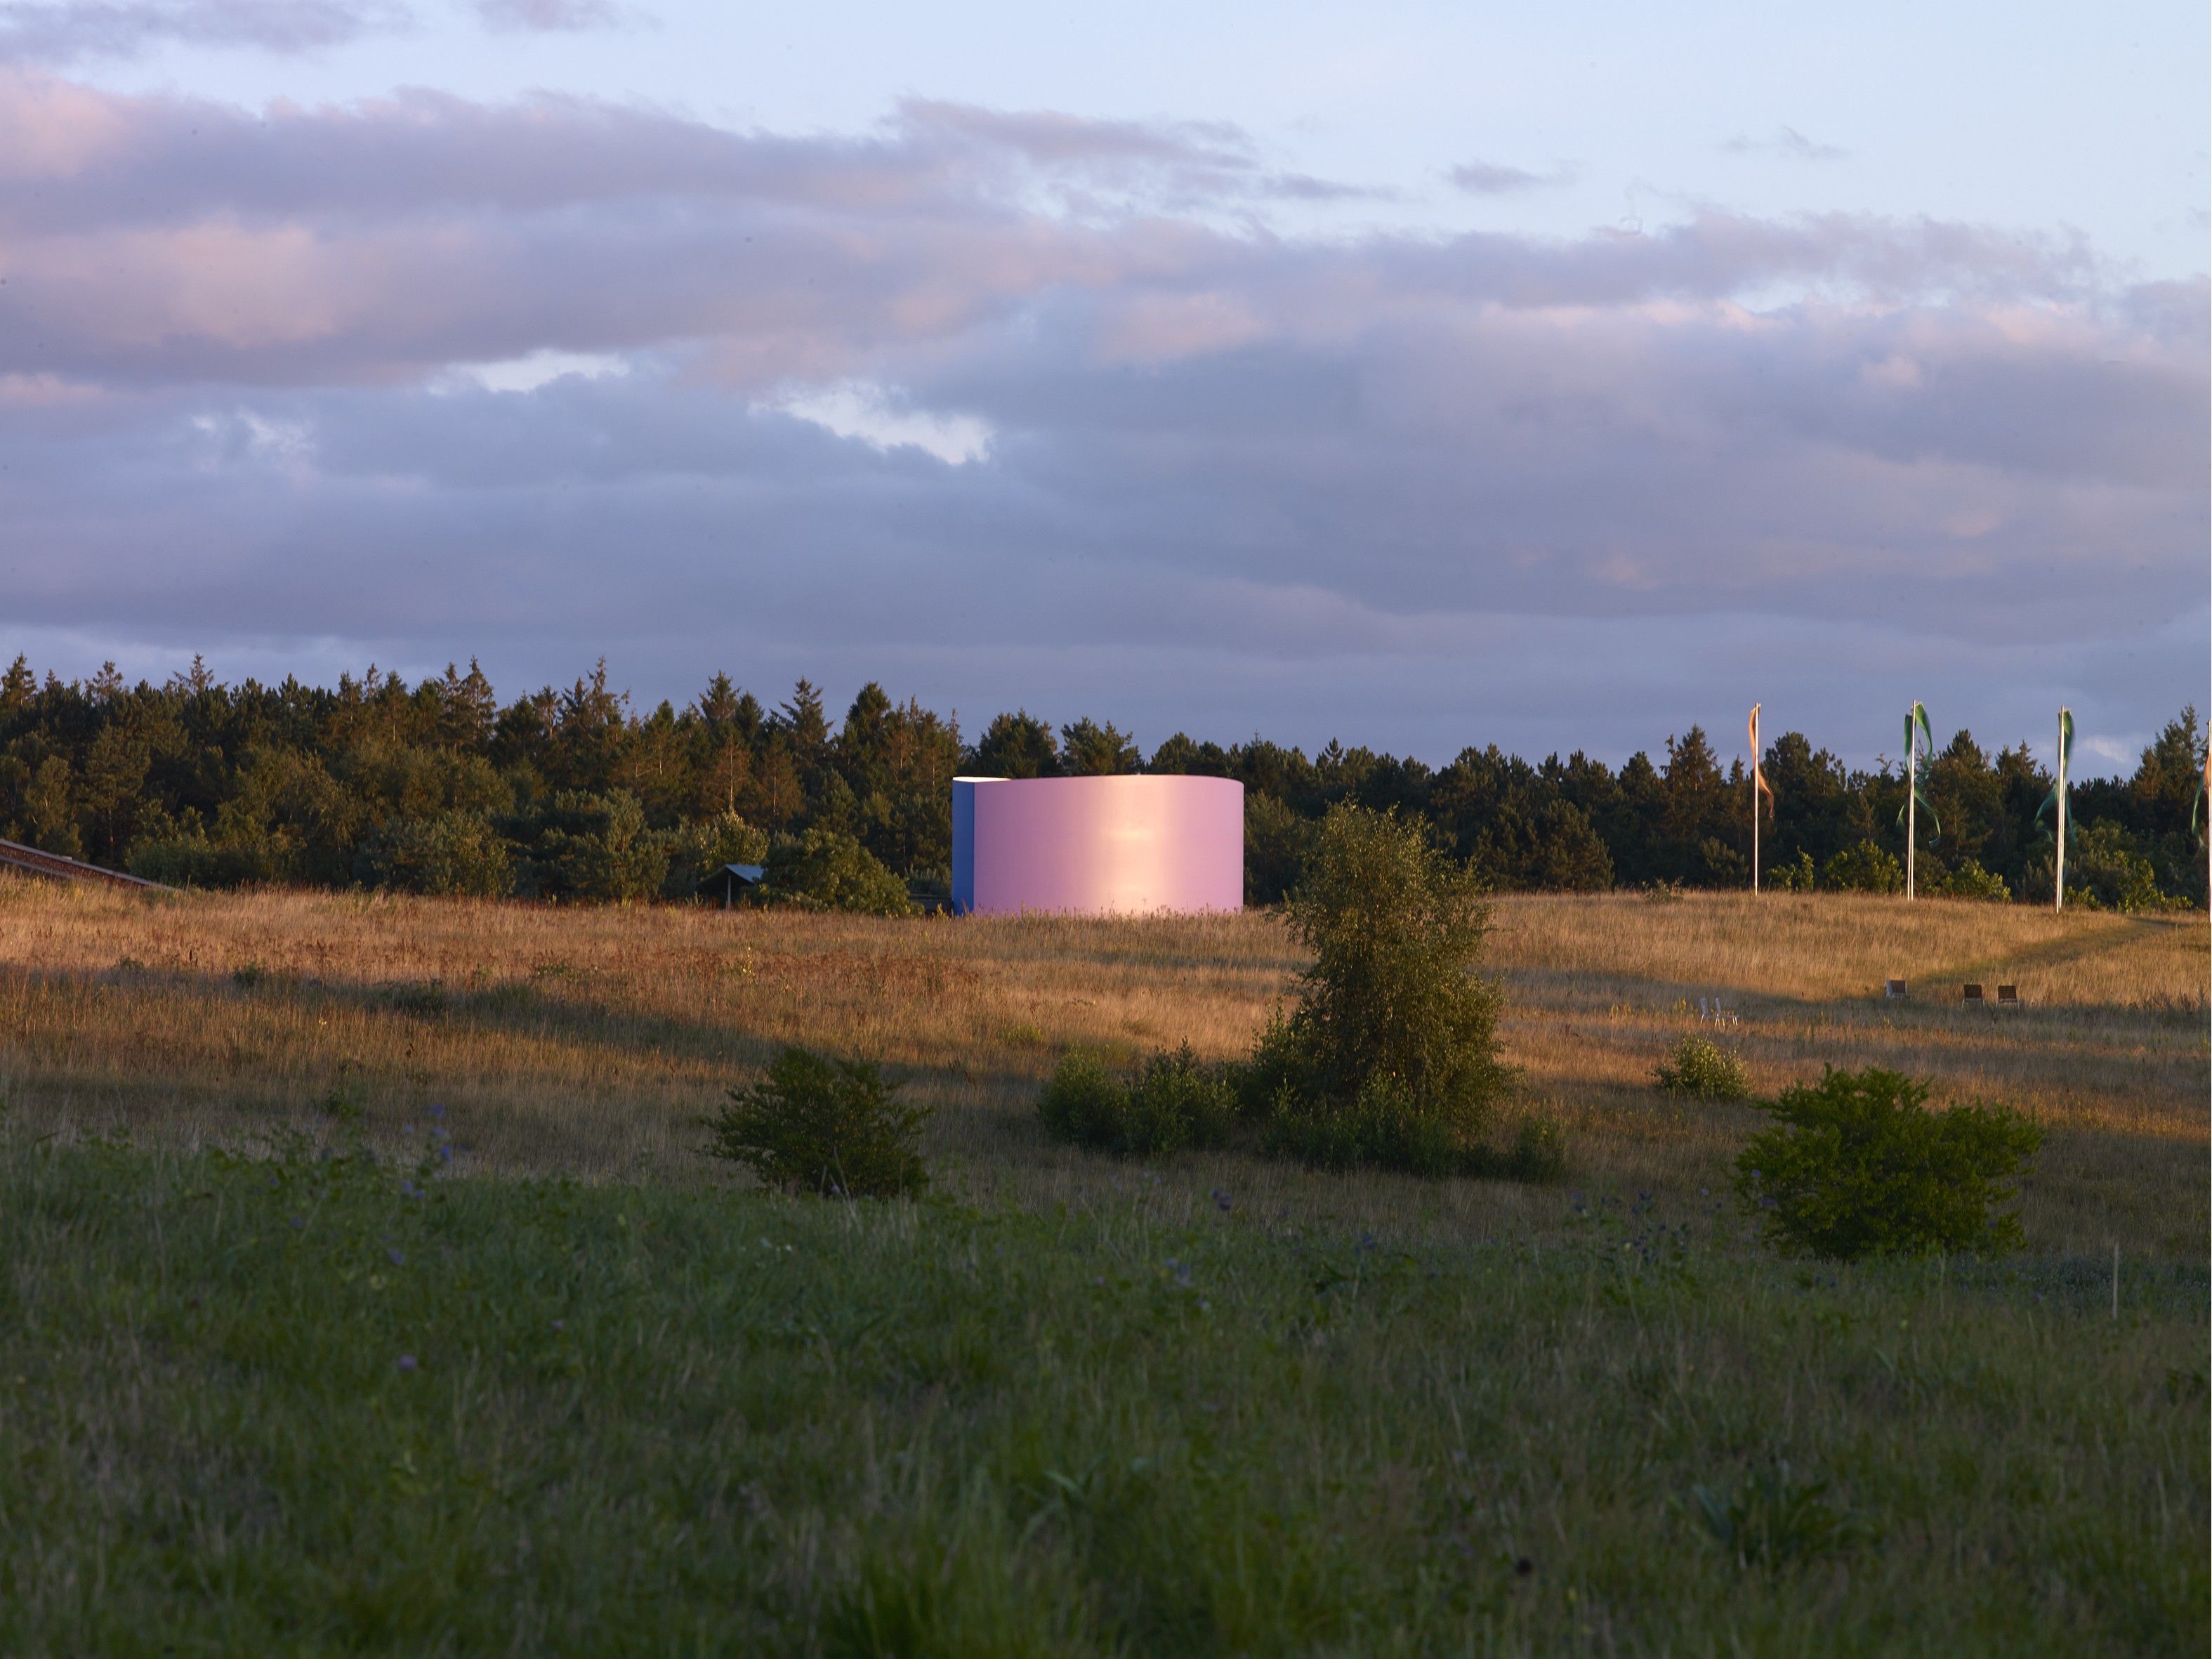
[2029,821,2168,912]
[1821,841,1904,895]
[1036,1045,1235,1159]
[1654,1035,1750,1100]
[1036,1050,1131,1151]
[1263,1071,1468,1178]
[1770,851,1817,893]
[1735,1065,2042,1261]
[706,1047,929,1198]
[1933,858,2010,902]
[762,829,914,917]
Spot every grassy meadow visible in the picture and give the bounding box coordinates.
[0,874,2204,1653]
[0,876,2201,1252]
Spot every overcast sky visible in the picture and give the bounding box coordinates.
[2,0,2204,772]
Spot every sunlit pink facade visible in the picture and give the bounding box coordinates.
[952,775,1244,916]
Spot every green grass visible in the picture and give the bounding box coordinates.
[0,1123,2204,1656]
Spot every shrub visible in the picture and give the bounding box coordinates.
[1264,1070,1469,1177]
[1036,1051,1127,1150]
[1654,1035,1750,1100]
[762,828,914,917]
[1770,850,1817,893]
[1821,841,1904,894]
[705,1047,929,1198]
[1933,858,2010,902]
[355,810,513,897]
[1734,1066,2042,1261]
[1265,804,1509,1170]
[1496,1113,1569,1183]
[1036,1045,1235,1159]
[2031,821,2167,912]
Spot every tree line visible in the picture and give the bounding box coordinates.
[0,655,2201,910]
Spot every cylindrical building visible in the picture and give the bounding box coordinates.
[952,775,1244,916]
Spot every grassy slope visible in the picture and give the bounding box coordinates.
[1,1131,2203,1657]
[0,879,2203,1254]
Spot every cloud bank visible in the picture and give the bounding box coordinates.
[0,70,2201,764]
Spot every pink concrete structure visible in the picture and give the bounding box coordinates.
[952,775,1244,916]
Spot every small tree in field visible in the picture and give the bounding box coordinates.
[706,1047,930,1198]
[1261,804,1510,1170]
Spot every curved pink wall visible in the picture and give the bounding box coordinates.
[952,775,1244,916]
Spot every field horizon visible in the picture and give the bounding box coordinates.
[1,874,2201,1258]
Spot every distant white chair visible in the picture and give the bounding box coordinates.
[1885,978,1907,999]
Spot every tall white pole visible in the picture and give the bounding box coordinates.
[1750,704,1760,896]
[1906,723,1916,902]
[2054,706,2067,914]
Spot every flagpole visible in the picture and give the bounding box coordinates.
[1907,710,1916,902]
[1750,704,1760,896]
[2055,706,2067,914]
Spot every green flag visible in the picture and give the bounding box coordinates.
[1895,702,1940,841]
[2034,708,2074,834]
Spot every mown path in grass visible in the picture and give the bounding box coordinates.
[1,1132,2202,1655]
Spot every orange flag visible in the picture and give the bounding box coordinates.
[1749,704,1774,818]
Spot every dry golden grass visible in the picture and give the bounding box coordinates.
[1,874,2202,1255]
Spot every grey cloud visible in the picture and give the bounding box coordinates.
[0,74,2201,762]
[0,0,406,63]
[1725,126,1850,162]
[473,0,623,29]
[1449,160,1572,195]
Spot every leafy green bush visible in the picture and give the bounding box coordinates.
[355,810,514,897]
[1933,858,2010,902]
[1734,1066,2042,1261]
[705,1047,930,1198]
[763,828,914,917]
[1036,1045,1235,1159]
[1770,850,1817,893]
[1263,1070,1464,1177]
[1263,804,1509,1172]
[1654,1035,1750,1099]
[1494,1113,1569,1182]
[2032,821,2168,912]
[1036,804,1555,1183]
[1036,1050,1127,1150]
[1820,841,1904,894]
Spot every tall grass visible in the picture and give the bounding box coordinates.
[0,1131,2201,1654]
[0,876,2202,1254]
